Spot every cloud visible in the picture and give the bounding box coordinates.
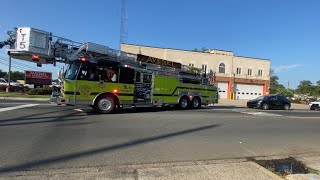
[272,64,302,73]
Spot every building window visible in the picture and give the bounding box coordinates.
[248,69,252,76]
[202,64,207,73]
[258,69,263,76]
[189,63,194,67]
[219,63,225,73]
[236,67,241,75]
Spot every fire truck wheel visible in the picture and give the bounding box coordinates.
[95,96,115,114]
[191,97,201,109]
[179,96,190,110]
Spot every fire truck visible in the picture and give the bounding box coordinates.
[0,27,218,113]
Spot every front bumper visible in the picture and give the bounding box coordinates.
[247,103,260,108]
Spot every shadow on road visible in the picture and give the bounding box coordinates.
[85,105,246,115]
[0,108,86,127]
[0,124,220,174]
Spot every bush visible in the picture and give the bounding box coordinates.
[0,85,6,92]
[0,85,24,92]
[28,87,53,95]
[23,87,30,93]
[11,86,24,93]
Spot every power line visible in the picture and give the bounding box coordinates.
[0,61,25,71]
[0,57,46,72]
[0,58,58,78]
[0,56,57,72]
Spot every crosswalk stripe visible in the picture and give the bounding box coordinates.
[0,104,39,113]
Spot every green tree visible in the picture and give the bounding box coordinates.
[4,71,24,81]
[193,47,209,53]
[201,47,208,53]
[269,69,295,96]
[0,70,7,78]
[297,80,314,95]
[316,80,320,97]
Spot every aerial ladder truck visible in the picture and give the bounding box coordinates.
[0,27,218,113]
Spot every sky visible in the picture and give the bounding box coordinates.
[0,0,319,88]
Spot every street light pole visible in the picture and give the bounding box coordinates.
[6,56,11,92]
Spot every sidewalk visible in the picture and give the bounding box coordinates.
[0,159,283,180]
[218,99,309,110]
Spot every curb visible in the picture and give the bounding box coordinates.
[249,161,284,180]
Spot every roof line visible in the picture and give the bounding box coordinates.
[121,43,234,53]
[234,55,270,61]
[121,43,269,61]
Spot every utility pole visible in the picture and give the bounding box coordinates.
[6,56,11,92]
[287,80,290,89]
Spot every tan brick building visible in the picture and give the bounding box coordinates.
[121,43,270,100]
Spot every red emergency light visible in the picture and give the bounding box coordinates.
[32,54,39,62]
[79,57,86,62]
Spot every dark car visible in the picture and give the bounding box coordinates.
[247,95,291,110]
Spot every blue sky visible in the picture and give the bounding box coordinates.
[0,0,319,87]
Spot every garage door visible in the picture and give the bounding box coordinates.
[234,84,263,100]
[214,82,228,99]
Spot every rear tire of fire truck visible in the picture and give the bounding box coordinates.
[94,96,116,114]
[191,97,201,109]
[179,96,190,110]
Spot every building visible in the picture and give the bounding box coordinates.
[121,43,270,100]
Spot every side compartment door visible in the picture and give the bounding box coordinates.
[134,72,152,104]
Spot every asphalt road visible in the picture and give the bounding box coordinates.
[0,101,320,174]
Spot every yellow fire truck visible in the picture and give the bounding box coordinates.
[0,27,218,113]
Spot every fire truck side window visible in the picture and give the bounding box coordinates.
[77,63,98,81]
[104,67,118,82]
[119,67,134,84]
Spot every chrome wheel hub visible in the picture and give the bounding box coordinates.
[98,98,112,111]
[193,99,199,107]
[181,99,188,108]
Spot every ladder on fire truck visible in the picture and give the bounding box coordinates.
[1,27,205,83]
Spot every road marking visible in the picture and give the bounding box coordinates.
[0,104,39,112]
[74,108,84,112]
[241,112,282,117]
[232,110,282,117]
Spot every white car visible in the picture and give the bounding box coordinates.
[309,100,320,110]
[0,78,21,87]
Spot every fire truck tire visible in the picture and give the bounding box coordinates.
[191,97,201,109]
[94,96,116,114]
[179,96,190,110]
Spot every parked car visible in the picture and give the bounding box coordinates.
[309,100,320,110]
[0,78,22,87]
[247,95,291,110]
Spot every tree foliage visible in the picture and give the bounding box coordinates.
[0,70,24,81]
[0,69,6,78]
[193,47,209,53]
[296,80,315,95]
[269,69,294,97]
[5,71,24,81]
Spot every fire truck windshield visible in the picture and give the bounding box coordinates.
[65,61,100,81]
[65,61,81,80]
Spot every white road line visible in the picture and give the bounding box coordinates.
[0,104,39,113]
[73,108,84,112]
[239,111,282,117]
[240,143,258,156]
